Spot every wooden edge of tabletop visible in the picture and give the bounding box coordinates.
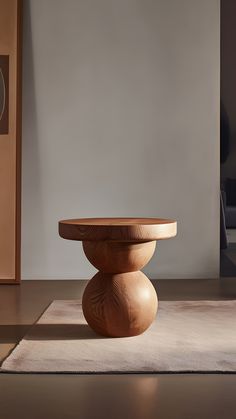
[58,218,177,242]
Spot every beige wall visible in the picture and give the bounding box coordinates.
[22,0,220,279]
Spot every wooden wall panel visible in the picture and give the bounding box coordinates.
[0,0,22,283]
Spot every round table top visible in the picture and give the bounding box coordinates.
[59,217,177,242]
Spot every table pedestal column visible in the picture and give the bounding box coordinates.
[82,240,158,337]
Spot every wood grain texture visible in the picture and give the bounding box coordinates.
[82,271,158,337]
[82,240,156,273]
[59,217,177,242]
[59,217,176,337]
[82,237,159,336]
[0,0,22,283]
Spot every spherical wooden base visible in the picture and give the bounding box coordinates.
[82,241,158,337]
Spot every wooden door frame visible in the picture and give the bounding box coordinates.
[0,0,22,284]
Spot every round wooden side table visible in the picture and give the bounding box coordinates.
[59,218,177,338]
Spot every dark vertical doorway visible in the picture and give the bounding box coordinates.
[220,0,236,276]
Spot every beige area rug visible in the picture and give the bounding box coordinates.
[1,300,236,373]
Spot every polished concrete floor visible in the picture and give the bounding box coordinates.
[0,279,236,419]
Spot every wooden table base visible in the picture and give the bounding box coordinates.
[82,241,158,337]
